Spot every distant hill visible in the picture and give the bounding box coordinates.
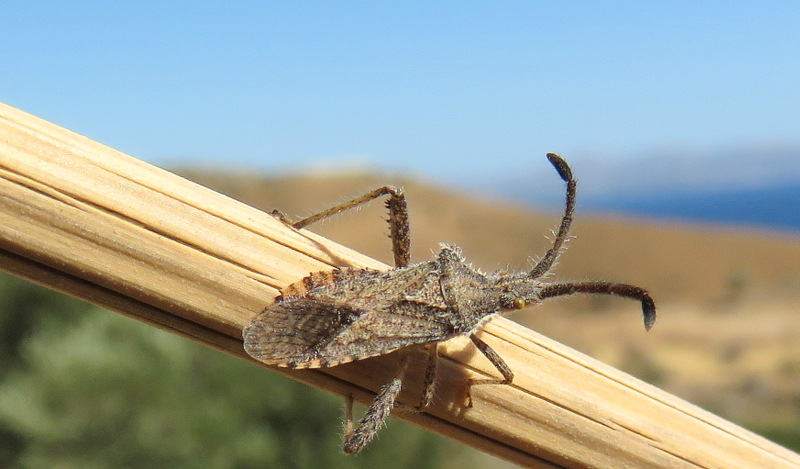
[37,153,800,469]
[176,165,800,448]
[175,165,800,305]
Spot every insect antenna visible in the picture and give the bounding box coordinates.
[539,281,657,331]
[530,153,577,279]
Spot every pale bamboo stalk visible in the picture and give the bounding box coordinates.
[0,101,797,468]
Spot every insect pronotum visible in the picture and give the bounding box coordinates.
[243,153,656,454]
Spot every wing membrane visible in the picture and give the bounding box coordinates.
[243,297,454,368]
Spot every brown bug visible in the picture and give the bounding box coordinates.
[243,153,656,454]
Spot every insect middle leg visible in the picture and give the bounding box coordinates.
[414,344,439,411]
[466,333,514,408]
[273,186,411,267]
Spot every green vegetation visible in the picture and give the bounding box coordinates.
[0,273,453,468]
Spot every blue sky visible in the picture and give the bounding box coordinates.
[2,2,799,183]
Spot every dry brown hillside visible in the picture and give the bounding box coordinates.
[179,166,800,448]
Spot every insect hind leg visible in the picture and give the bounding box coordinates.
[276,186,411,267]
[343,353,410,454]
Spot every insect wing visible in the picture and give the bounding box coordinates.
[243,296,453,368]
[244,297,360,367]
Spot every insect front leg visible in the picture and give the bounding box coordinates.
[466,333,514,408]
[275,186,411,267]
[343,353,410,454]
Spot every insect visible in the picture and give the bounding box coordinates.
[243,153,656,454]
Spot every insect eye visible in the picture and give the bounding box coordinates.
[512,298,526,309]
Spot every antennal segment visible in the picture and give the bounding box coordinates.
[539,281,657,331]
[530,153,577,279]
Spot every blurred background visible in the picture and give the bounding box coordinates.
[1,2,799,467]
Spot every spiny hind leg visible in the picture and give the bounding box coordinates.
[342,354,410,454]
[272,186,411,267]
[382,344,438,413]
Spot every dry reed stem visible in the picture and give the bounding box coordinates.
[1,101,798,468]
